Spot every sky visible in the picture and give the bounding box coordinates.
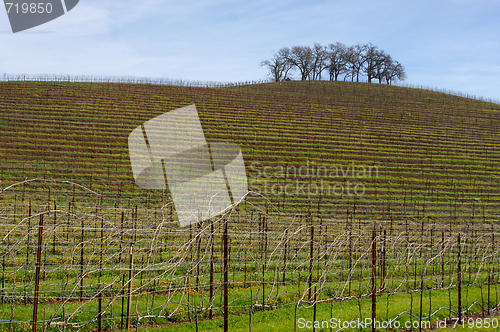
[1,0,499,101]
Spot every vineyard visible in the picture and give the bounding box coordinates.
[1,79,500,331]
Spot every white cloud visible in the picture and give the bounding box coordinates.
[0,0,499,100]
[48,3,112,36]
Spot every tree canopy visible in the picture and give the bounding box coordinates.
[261,42,406,84]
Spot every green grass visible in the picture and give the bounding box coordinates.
[117,285,498,332]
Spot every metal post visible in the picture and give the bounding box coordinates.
[457,234,462,323]
[371,229,376,332]
[32,214,44,332]
[223,219,229,332]
[126,246,134,330]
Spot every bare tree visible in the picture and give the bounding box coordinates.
[260,47,294,82]
[382,58,406,85]
[310,43,328,80]
[261,42,406,84]
[345,44,367,82]
[374,53,390,83]
[363,44,389,83]
[342,46,355,82]
[327,42,348,81]
[286,46,314,81]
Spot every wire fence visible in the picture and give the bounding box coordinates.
[1,73,498,104]
[0,73,271,89]
[1,179,499,331]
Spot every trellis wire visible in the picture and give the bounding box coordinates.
[1,180,499,331]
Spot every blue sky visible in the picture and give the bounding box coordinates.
[1,0,499,101]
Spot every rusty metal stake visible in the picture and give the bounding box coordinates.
[32,214,44,332]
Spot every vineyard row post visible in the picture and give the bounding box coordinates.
[371,229,376,332]
[457,233,462,323]
[223,217,229,332]
[32,214,44,332]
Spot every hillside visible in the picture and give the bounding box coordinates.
[1,80,500,331]
[1,80,499,221]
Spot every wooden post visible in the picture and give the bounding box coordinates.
[196,221,202,294]
[66,201,71,243]
[283,229,288,284]
[223,219,229,332]
[98,216,104,332]
[371,229,376,332]
[25,201,32,305]
[126,245,134,330]
[324,225,328,271]
[381,229,386,289]
[419,226,424,332]
[488,231,494,314]
[308,225,314,301]
[348,230,352,296]
[119,212,125,330]
[430,227,434,277]
[80,218,85,302]
[441,232,445,288]
[262,216,268,308]
[209,221,214,320]
[249,284,253,332]
[1,255,4,304]
[312,287,317,332]
[32,214,44,332]
[195,220,202,331]
[419,278,424,332]
[491,231,498,314]
[244,244,248,288]
[457,234,462,323]
[53,201,57,254]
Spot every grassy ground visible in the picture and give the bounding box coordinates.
[113,285,498,332]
